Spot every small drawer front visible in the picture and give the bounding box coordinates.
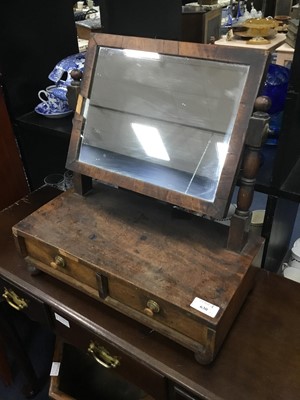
[51,309,167,400]
[0,277,51,327]
[50,338,156,400]
[105,274,210,346]
[24,237,99,295]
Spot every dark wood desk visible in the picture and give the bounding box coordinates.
[1,187,300,399]
[181,7,222,44]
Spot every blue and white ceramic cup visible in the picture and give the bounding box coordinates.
[45,85,68,101]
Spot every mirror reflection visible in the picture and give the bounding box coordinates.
[79,47,249,202]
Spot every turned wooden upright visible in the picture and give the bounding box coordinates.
[227,96,271,252]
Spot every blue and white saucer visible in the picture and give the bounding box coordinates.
[34,102,73,119]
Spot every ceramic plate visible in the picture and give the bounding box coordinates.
[48,52,86,85]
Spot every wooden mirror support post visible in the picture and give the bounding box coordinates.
[73,172,93,195]
[67,69,94,196]
[227,96,271,253]
[67,70,83,111]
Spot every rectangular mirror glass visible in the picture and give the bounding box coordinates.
[79,47,249,203]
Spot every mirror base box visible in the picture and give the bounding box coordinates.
[13,182,263,364]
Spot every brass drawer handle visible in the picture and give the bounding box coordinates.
[88,341,120,369]
[2,287,28,311]
[50,255,66,269]
[143,299,160,317]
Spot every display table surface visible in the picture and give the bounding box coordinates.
[215,33,286,51]
[1,187,300,399]
[276,42,295,54]
[275,42,295,67]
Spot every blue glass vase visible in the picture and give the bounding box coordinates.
[261,64,290,145]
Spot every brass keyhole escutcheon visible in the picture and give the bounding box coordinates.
[88,341,120,369]
[143,299,160,317]
[50,255,66,269]
[2,287,28,311]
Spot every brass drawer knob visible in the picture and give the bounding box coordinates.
[50,255,66,269]
[143,299,160,317]
[88,341,120,369]
[2,287,28,311]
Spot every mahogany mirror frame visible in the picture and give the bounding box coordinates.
[66,33,269,219]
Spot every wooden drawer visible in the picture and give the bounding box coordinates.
[21,237,209,345]
[0,276,52,327]
[50,308,167,400]
[49,338,156,400]
[23,238,99,298]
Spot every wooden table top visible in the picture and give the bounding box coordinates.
[215,33,286,52]
[1,186,300,400]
